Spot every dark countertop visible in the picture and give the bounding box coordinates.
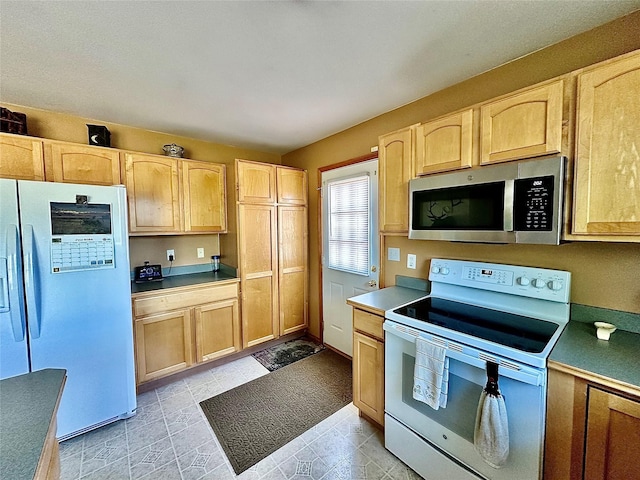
[131,270,238,294]
[550,321,640,392]
[0,368,66,480]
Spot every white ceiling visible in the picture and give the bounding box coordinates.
[1,1,639,155]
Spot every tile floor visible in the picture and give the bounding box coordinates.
[59,355,421,480]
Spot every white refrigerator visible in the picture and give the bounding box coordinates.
[0,179,136,440]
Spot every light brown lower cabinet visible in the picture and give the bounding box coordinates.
[132,281,240,385]
[544,364,640,480]
[352,308,385,427]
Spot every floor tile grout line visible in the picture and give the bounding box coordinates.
[158,384,188,480]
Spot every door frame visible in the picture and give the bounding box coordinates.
[317,152,378,344]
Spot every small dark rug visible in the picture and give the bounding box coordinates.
[251,336,324,371]
[200,349,352,474]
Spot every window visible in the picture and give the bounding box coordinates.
[327,174,370,275]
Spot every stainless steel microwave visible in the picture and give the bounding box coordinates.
[409,156,566,244]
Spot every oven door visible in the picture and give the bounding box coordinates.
[384,320,547,480]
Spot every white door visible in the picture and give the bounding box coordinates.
[322,159,378,356]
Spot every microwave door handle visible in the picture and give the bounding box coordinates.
[504,179,514,232]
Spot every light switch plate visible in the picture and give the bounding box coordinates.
[197,247,205,258]
[388,247,400,262]
[407,254,417,269]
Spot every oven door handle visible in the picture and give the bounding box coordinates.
[384,321,545,387]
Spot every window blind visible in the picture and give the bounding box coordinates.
[327,175,370,276]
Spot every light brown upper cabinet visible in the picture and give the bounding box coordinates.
[277,166,307,205]
[415,109,474,175]
[124,153,182,234]
[573,51,640,238]
[480,80,564,165]
[46,142,121,185]
[0,134,45,180]
[379,125,416,234]
[182,160,227,233]
[237,160,277,204]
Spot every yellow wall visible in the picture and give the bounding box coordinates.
[282,11,640,338]
[2,104,281,271]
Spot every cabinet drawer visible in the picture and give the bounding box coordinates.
[353,309,384,341]
[133,282,238,317]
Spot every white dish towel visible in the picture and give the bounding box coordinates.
[474,363,509,468]
[412,337,449,410]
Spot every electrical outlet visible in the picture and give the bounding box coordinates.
[197,247,205,258]
[167,249,175,261]
[407,254,417,269]
[388,247,400,262]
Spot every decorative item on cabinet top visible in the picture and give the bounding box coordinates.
[87,124,111,147]
[0,106,27,135]
[163,143,185,158]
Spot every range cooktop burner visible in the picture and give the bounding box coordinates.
[393,296,559,353]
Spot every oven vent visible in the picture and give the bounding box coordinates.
[478,352,522,372]
[397,325,419,337]
[431,336,447,347]
[448,343,463,353]
[478,352,498,364]
[498,360,521,371]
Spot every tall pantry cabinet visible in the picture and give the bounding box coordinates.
[235,159,308,348]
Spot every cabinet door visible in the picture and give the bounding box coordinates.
[480,80,563,165]
[195,298,240,363]
[278,205,308,335]
[238,204,278,347]
[415,109,474,175]
[379,126,415,233]
[182,160,227,232]
[48,143,120,185]
[125,153,182,233]
[573,52,640,237]
[277,167,307,205]
[134,309,193,383]
[0,135,44,180]
[237,160,276,204]
[353,330,384,425]
[584,387,640,480]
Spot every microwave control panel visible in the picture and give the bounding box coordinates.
[513,176,554,231]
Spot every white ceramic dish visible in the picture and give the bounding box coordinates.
[594,321,617,341]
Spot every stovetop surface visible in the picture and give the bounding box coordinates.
[392,296,559,354]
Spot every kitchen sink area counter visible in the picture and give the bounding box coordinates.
[0,368,66,480]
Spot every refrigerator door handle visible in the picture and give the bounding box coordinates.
[0,259,9,312]
[23,224,42,339]
[4,224,26,341]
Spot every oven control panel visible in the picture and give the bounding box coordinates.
[429,258,571,303]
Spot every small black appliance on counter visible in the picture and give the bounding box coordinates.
[134,262,163,283]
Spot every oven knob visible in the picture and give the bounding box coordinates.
[533,278,546,289]
[549,280,563,291]
[440,267,450,275]
[518,276,530,286]
[431,266,440,274]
